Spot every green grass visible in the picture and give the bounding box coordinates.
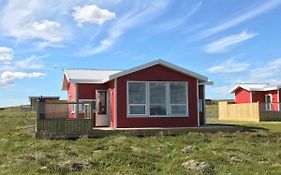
[0,106,281,174]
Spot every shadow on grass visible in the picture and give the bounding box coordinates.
[207,123,269,132]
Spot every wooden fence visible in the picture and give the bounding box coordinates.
[36,101,94,138]
[260,112,281,121]
[218,102,260,122]
[219,102,281,122]
[36,118,93,138]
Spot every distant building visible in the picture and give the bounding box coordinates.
[230,83,281,111]
[29,96,60,111]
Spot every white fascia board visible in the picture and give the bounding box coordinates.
[68,79,103,84]
[229,85,251,93]
[108,59,209,82]
[199,80,214,85]
[64,69,70,82]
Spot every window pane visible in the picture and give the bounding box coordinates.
[129,82,146,104]
[79,104,84,113]
[170,83,186,104]
[171,105,186,115]
[129,106,146,114]
[149,83,166,104]
[150,105,167,115]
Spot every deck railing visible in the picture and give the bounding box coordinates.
[259,102,281,112]
[36,101,95,138]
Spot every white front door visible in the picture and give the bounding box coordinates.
[265,94,272,111]
[95,90,109,126]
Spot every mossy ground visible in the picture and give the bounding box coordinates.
[0,106,281,174]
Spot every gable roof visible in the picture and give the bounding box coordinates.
[62,59,211,90]
[109,59,209,82]
[64,69,122,83]
[230,83,281,93]
[62,69,122,90]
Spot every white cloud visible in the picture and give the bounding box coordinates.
[207,58,250,73]
[73,4,116,26]
[15,55,46,70]
[249,58,281,82]
[0,47,14,64]
[204,31,257,53]
[0,55,46,71]
[199,0,281,38]
[0,71,46,86]
[0,0,66,48]
[78,0,170,56]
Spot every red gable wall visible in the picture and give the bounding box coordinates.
[116,64,199,128]
[235,88,251,104]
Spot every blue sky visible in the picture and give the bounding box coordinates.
[1,0,281,107]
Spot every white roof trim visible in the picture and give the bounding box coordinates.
[109,59,208,82]
[199,80,214,85]
[229,83,281,93]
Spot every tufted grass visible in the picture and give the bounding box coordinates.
[0,106,281,174]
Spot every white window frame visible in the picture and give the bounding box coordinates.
[169,82,189,116]
[127,81,189,117]
[265,94,273,111]
[127,81,148,116]
[149,82,168,116]
[78,99,96,113]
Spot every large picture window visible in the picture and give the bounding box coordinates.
[127,81,188,117]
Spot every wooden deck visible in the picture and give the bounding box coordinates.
[89,125,242,137]
[36,125,243,139]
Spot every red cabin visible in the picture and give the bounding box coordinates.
[230,83,281,111]
[62,59,212,128]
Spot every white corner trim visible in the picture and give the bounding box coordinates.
[277,89,280,111]
[250,91,253,103]
[203,85,206,126]
[114,79,117,128]
[74,83,79,118]
[196,80,200,127]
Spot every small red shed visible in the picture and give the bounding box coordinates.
[230,83,281,111]
[62,59,212,128]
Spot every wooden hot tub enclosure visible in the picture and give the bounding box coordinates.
[219,101,281,122]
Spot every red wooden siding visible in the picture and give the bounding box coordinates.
[236,88,280,111]
[116,64,199,128]
[252,91,265,103]
[235,88,251,104]
[66,81,116,125]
